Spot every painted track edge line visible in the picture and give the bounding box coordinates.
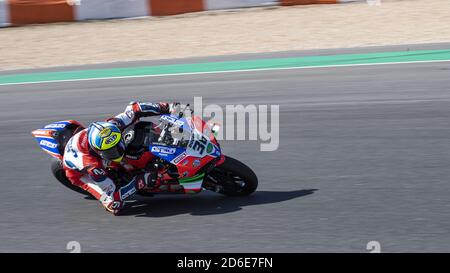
[1,59,450,87]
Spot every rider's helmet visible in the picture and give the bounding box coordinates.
[87,122,125,163]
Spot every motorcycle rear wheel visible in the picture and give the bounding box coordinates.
[206,156,258,196]
[51,159,91,196]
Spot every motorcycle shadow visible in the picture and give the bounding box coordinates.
[119,189,318,217]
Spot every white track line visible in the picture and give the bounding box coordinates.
[0,59,450,87]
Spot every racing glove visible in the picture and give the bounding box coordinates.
[169,102,181,114]
[135,172,158,190]
[105,200,124,215]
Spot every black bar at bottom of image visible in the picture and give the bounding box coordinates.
[0,253,448,271]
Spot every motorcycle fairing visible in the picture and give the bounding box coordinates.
[31,120,82,159]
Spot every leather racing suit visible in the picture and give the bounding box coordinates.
[62,102,170,214]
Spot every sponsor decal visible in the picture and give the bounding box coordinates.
[182,160,189,166]
[64,160,77,170]
[172,152,187,164]
[105,134,118,145]
[207,143,214,154]
[160,115,184,127]
[66,138,78,158]
[125,154,139,160]
[192,159,201,168]
[44,123,67,129]
[102,184,114,196]
[39,140,58,149]
[121,189,136,200]
[99,128,112,138]
[140,102,158,109]
[182,171,189,177]
[125,110,134,119]
[120,182,137,200]
[151,146,176,154]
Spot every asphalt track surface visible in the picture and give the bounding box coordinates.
[1,44,450,252]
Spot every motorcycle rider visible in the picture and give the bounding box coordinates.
[63,101,178,215]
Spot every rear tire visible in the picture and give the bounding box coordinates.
[206,156,258,196]
[51,159,91,196]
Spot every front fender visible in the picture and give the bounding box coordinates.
[215,154,226,167]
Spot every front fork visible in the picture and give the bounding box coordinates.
[201,154,227,193]
[215,154,226,167]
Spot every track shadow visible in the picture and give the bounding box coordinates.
[119,189,317,217]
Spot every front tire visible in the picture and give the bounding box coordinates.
[206,156,258,196]
[51,159,91,196]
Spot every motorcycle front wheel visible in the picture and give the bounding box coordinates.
[206,156,258,196]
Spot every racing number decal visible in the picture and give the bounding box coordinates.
[92,168,106,176]
[189,135,208,154]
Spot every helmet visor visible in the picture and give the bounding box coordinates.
[97,140,125,161]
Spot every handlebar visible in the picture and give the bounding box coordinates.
[158,103,193,145]
[177,103,193,118]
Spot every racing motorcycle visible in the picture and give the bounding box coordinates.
[31,105,258,198]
